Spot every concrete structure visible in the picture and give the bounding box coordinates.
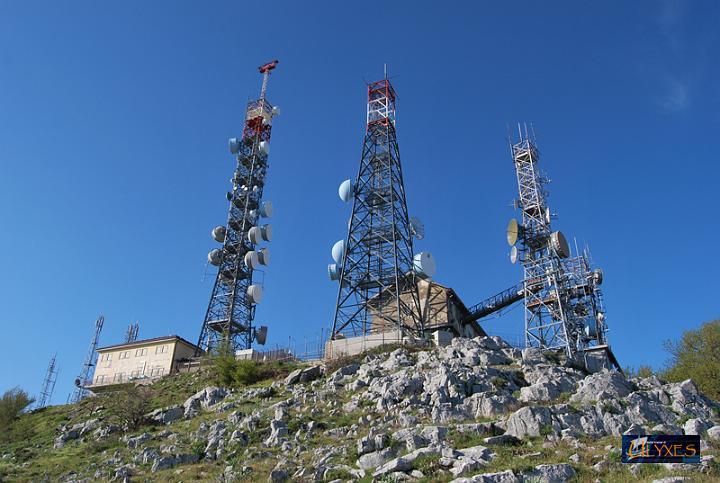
[235,347,293,362]
[326,279,485,358]
[89,335,201,387]
[369,278,486,338]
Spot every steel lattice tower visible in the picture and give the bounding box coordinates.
[124,321,139,343]
[36,353,59,409]
[508,126,610,361]
[330,77,422,339]
[69,315,103,404]
[198,60,278,353]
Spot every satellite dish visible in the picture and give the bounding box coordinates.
[211,225,227,243]
[244,251,260,269]
[413,252,436,279]
[272,106,281,116]
[255,326,268,345]
[331,239,345,264]
[248,227,263,244]
[229,138,241,154]
[338,179,354,202]
[507,219,522,246]
[410,216,425,240]
[550,231,570,258]
[510,246,518,264]
[261,224,272,242]
[258,141,270,155]
[593,268,603,285]
[258,248,270,266]
[327,263,341,281]
[259,201,273,218]
[597,312,606,323]
[208,249,223,266]
[246,284,263,304]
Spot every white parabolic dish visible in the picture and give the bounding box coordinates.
[413,252,436,279]
[331,239,345,264]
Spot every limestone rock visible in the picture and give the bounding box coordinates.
[356,448,395,470]
[450,469,520,483]
[522,463,576,482]
[182,387,227,419]
[570,371,633,405]
[505,406,557,438]
[146,405,183,425]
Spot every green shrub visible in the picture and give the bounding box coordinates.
[490,376,508,389]
[211,352,299,389]
[0,387,34,443]
[663,319,720,400]
[235,360,261,385]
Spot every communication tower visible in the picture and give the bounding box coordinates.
[36,353,59,409]
[197,60,278,353]
[506,126,613,365]
[69,315,104,404]
[329,75,434,339]
[124,321,139,343]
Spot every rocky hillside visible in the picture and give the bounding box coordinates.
[1,336,719,482]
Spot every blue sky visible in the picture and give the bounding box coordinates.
[1,1,718,404]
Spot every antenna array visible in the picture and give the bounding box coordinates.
[69,315,104,404]
[197,60,279,353]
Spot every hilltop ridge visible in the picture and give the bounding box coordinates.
[1,336,719,482]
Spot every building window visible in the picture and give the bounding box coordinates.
[150,366,165,377]
[130,370,139,378]
[113,372,125,383]
[135,348,148,357]
[100,353,112,362]
[155,345,168,355]
[95,375,106,384]
[119,351,130,359]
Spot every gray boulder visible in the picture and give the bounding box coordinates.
[356,447,395,470]
[126,432,152,449]
[522,463,576,482]
[707,425,720,441]
[570,371,633,404]
[372,446,439,477]
[450,469,520,482]
[146,405,183,425]
[264,420,288,447]
[285,365,324,385]
[483,434,520,446]
[505,406,557,438]
[182,387,227,419]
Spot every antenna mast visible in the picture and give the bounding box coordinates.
[197,60,279,353]
[124,321,139,343]
[69,315,104,404]
[36,353,59,409]
[329,75,431,340]
[507,128,616,368]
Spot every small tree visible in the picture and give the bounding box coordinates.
[663,320,720,400]
[624,365,654,379]
[212,337,239,387]
[0,387,34,442]
[106,385,155,430]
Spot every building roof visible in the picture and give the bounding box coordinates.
[97,335,201,353]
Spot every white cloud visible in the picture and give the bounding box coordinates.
[658,78,689,112]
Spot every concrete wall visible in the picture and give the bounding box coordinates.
[325,330,404,359]
[92,339,196,386]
